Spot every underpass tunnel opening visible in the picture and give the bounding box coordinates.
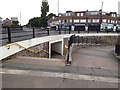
[49,40,64,59]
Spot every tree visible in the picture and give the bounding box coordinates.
[28,13,56,27]
[39,17,48,27]
[41,1,49,17]
[28,17,40,27]
[40,1,49,28]
[47,13,56,20]
[12,21,19,26]
[27,1,57,28]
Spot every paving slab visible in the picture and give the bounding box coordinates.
[63,66,78,74]
[93,68,116,78]
[77,67,94,76]
[72,45,118,71]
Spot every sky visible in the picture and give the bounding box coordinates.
[0,0,120,25]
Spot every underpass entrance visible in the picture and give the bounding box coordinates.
[49,39,64,58]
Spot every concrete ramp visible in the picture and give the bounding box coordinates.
[3,56,65,67]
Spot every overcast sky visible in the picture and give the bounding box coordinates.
[0,0,119,25]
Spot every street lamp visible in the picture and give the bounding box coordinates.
[100,2,103,31]
[57,0,59,15]
[20,12,21,26]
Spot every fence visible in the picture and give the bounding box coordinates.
[0,26,120,46]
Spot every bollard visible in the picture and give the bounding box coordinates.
[69,26,71,34]
[97,29,99,33]
[59,27,61,34]
[78,30,80,34]
[87,29,89,33]
[47,28,49,36]
[7,27,11,43]
[107,29,108,33]
[33,27,35,38]
[64,29,66,34]
[69,29,71,34]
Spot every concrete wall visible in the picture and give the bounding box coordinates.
[63,38,69,55]
[14,42,49,58]
[52,41,62,54]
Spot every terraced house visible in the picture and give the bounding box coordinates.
[48,10,120,32]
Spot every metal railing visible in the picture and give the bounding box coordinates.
[0,26,120,46]
[115,45,120,56]
[66,34,119,65]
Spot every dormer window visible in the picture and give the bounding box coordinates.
[52,16,55,19]
[81,13,83,16]
[102,19,107,23]
[59,14,61,16]
[77,13,80,16]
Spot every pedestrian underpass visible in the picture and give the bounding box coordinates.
[51,41,63,58]
[49,39,64,58]
[0,33,119,61]
[1,33,120,88]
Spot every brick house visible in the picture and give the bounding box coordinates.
[48,10,119,31]
[2,18,12,27]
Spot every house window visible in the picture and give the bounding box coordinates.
[108,20,110,23]
[67,20,69,23]
[81,13,83,16]
[112,20,115,23]
[102,19,106,22]
[92,19,99,23]
[65,13,68,16]
[52,16,55,19]
[59,14,61,16]
[112,14,116,17]
[68,13,71,16]
[70,19,72,23]
[77,13,80,16]
[74,19,79,23]
[61,20,64,23]
[80,19,86,23]
[88,19,91,23]
[59,20,61,23]
[90,12,98,15]
[111,20,113,23]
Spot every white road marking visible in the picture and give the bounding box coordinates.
[0,68,119,84]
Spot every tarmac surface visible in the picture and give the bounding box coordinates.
[1,45,120,88]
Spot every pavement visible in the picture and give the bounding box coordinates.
[2,45,119,78]
[2,73,118,88]
[1,45,120,88]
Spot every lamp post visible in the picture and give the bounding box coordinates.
[100,2,103,31]
[20,12,21,26]
[57,0,59,15]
